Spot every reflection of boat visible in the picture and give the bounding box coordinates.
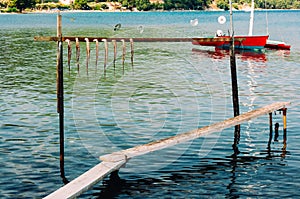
[192,48,267,62]
[192,35,269,51]
[265,40,291,50]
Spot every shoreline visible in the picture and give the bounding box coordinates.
[1,8,300,15]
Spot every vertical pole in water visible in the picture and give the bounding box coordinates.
[56,12,68,184]
[229,0,233,36]
[229,0,240,132]
[282,108,287,152]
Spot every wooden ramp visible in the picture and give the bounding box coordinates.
[44,102,290,199]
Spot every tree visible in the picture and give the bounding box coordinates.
[216,0,229,10]
[74,0,90,9]
[8,0,35,12]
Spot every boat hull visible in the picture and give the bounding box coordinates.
[265,40,291,50]
[192,35,269,50]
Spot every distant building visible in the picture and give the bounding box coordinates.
[149,0,164,4]
[60,0,73,5]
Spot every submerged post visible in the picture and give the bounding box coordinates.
[56,12,68,184]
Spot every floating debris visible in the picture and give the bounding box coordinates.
[190,19,198,26]
[114,23,121,31]
[137,25,144,34]
[218,16,226,24]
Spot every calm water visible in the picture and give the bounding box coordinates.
[1,10,300,198]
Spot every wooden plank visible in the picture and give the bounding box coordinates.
[44,102,290,199]
[44,159,126,199]
[100,102,290,162]
[34,36,245,43]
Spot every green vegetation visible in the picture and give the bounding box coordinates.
[0,0,299,13]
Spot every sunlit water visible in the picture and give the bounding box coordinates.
[1,10,300,198]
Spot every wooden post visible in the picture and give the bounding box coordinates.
[229,0,239,133]
[56,12,68,184]
[282,108,287,151]
[230,37,240,134]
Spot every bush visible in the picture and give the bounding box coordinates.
[87,2,107,10]
[2,7,19,12]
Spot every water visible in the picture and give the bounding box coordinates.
[1,10,300,198]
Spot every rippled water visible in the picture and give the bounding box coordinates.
[1,10,300,198]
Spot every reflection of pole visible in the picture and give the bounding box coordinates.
[57,12,68,184]
[268,113,273,149]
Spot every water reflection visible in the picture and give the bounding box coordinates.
[92,141,288,199]
[192,48,267,62]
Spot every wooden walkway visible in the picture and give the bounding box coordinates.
[44,101,290,199]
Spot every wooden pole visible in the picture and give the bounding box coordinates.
[56,12,68,184]
[229,0,239,133]
[282,108,287,152]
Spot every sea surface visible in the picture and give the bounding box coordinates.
[1,10,300,198]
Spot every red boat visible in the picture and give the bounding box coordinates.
[192,35,269,51]
[192,0,290,51]
[265,40,291,50]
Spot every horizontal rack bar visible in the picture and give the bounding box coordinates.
[34,36,243,43]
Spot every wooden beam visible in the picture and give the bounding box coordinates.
[44,159,126,199]
[35,36,245,43]
[34,36,194,42]
[100,101,290,162]
[44,102,290,199]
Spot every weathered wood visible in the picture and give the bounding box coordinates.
[100,102,290,162]
[44,102,290,199]
[35,36,194,42]
[44,159,126,199]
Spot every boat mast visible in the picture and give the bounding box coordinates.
[229,0,233,36]
[248,0,255,36]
